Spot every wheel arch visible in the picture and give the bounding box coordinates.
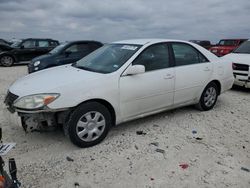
[72,98,116,126]
[0,52,17,63]
[209,80,221,95]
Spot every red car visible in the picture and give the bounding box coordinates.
[209,39,247,57]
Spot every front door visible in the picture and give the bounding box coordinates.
[16,39,36,61]
[119,43,175,119]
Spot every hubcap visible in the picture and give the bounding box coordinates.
[1,56,13,66]
[204,87,217,107]
[76,111,106,142]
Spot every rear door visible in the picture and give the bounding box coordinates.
[171,42,213,105]
[36,40,51,57]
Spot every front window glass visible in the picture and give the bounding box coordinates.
[22,40,36,48]
[50,42,68,54]
[73,44,141,73]
[133,43,170,71]
[218,40,237,46]
[233,41,250,54]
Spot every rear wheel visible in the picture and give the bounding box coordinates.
[0,55,14,67]
[196,82,219,111]
[68,102,112,148]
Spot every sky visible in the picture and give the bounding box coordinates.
[0,0,249,43]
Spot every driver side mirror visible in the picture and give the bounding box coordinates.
[20,45,24,49]
[123,65,145,76]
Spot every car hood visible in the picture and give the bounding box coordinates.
[222,53,250,66]
[32,53,54,62]
[9,65,105,97]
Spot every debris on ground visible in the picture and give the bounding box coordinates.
[150,142,159,147]
[195,137,203,140]
[134,145,139,150]
[150,177,154,181]
[192,129,197,135]
[192,129,203,140]
[179,163,189,170]
[74,182,80,187]
[66,156,74,162]
[136,130,146,135]
[155,148,165,154]
[241,167,250,172]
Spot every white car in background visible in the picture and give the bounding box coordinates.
[4,39,234,147]
[222,39,250,88]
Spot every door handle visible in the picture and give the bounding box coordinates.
[164,74,174,79]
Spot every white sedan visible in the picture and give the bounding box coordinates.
[222,39,250,88]
[5,39,234,147]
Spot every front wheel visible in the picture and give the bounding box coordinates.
[196,82,219,111]
[0,55,14,67]
[68,102,112,148]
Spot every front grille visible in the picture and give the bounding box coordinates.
[233,63,249,71]
[4,91,19,113]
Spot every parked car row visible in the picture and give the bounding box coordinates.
[4,39,234,147]
[190,39,247,57]
[0,38,59,66]
[28,40,103,73]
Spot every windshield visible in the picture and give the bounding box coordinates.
[49,42,68,54]
[11,41,21,47]
[72,43,141,73]
[218,40,237,46]
[233,41,250,54]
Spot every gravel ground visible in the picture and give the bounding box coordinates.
[0,65,250,188]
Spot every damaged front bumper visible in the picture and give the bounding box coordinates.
[4,91,71,133]
[19,112,57,132]
[233,72,250,88]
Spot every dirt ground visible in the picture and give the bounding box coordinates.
[0,65,249,188]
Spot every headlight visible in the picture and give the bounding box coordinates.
[34,61,40,66]
[14,93,59,110]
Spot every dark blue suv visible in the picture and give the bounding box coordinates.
[28,40,103,73]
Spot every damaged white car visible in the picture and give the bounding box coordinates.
[222,39,250,88]
[4,39,234,147]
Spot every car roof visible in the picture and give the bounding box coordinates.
[220,39,248,41]
[65,40,102,44]
[23,38,58,41]
[113,38,190,45]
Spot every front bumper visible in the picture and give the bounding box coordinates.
[27,63,37,73]
[4,91,70,132]
[4,91,19,113]
[233,75,250,88]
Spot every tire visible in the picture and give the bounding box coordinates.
[68,102,112,148]
[196,82,219,111]
[0,55,14,67]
